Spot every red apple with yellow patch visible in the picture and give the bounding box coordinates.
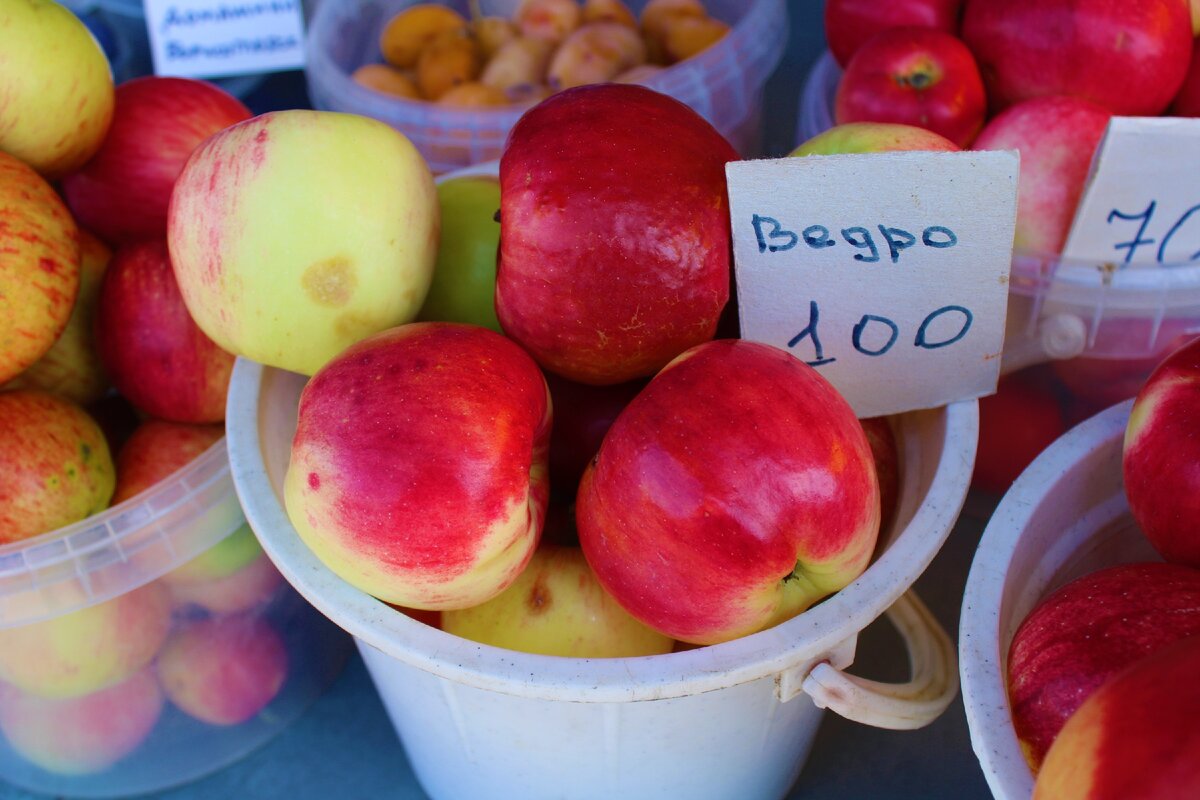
[284,323,552,610]
[577,339,880,645]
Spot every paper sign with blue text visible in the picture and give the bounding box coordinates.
[726,150,1019,418]
[142,0,306,79]
[1062,117,1200,269]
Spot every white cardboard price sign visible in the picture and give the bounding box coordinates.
[1062,117,1200,268]
[142,0,307,80]
[726,151,1019,418]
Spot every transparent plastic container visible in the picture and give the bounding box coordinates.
[959,400,1151,800]
[0,438,352,798]
[304,0,790,174]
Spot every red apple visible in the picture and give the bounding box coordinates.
[94,239,235,424]
[112,420,224,504]
[860,416,900,530]
[835,27,987,148]
[1007,562,1200,769]
[284,322,552,610]
[0,151,81,385]
[1033,634,1200,799]
[972,367,1067,496]
[971,95,1112,254]
[544,370,647,502]
[791,121,959,156]
[1123,336,1200,568]
[496,84,737,385]
[61,77,251,246]
[1170,37,1200,116]
[0,390,115,544]
[577,339,880,645]
[961,0,1192,116]
[824,0,962,68]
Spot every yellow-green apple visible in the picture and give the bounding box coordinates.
[4,230,110,405]
[1033,633,1200,799]
[61,77,252,246]
[825,0,962,68]
[971,95,1112,254]
[0,390,114,544]
[577,339,881,645]
[442,544,675,657]
[284,322,552,609]
[168,110,440,376]
[94,239,235,424]
[157,616,288,726]
[111,419,224,504]
[1008,562,1200,769]
[417,175,503,333]
[961,0,1192,116]
[860,416,900,531]
[973,367,1067,496]
[835,27,987,148]
[0,667,162,775]
[0,151,81,385]
[790,121,959,156]
[1123,336,1200,568]
[1170,38,1200,116]
[0,582,171,698]
[495,84,737,385]
[0,0,113,178]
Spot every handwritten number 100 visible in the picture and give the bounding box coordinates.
[1108,201,1200,264]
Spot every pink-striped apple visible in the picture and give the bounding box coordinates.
[94,239,235,424]
[0,390,114,544]
[1123,336,1200,568]
[62,77,252,246]
[166,549,283,615]
[835,27,987,148]
[168,110,439,376]
[442,544,676,657]
[1033,634,1200,799]
[791,121,959,156]
[824,0,962,68]
[111,420,224,504]
[0,0,113,178]
[971,95,1112,254]
[0,151,81,385]
[0,667,163,775]
[1007,562,1200,769]
[284,322,552,609]
[961,0,1192,117]
[577,339,881,645]
[496,84,737,385]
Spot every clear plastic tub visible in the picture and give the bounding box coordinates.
[304,0,790,174]
[0,438,352,798]
[958,400,1150,800]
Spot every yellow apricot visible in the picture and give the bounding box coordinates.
[380,4,467,69]
[472,16,518,59]
[416,30,482,100]
[481,37,555,92]
[582,0,636,28]
[546,22,646,90]
[639,0,706,63]
[351,63,422,99]
[663,15,729,62]
[515,0,583,44]
[437,82,511,107]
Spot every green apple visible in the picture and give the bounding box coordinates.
[442,544,676,657]
[418,176,503,333]
[790,121,959,156]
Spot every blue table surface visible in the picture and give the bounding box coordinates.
[2,3,1003,798]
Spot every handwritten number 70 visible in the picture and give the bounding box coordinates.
[1108,201,1200,264]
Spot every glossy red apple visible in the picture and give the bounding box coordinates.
[62,77,251,246]
[971,95,1112,254]
[1008,562,1200,769]
[94,239,235,424]
[972,367,1067,496]
[1170,37,1200,116]
[1034,634,1200,799]
[824,0,962,68]
[961,0,1192,116]
[284,322,552,610]
[577,339,880,645]
[496,84,737,385]
[1123,336,1200,568]
[835,27,987,148]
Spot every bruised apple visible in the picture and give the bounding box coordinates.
[577,340,880,645]
[285,323,551,609]
[496,84,737,385]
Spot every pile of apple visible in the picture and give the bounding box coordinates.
[816,0,1200,495]
[351,0,730,107]
[0,2,296,777]
[1000,336,1200,800]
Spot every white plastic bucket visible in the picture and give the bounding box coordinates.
[226,347,977,800]
[958,399,1159,799]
